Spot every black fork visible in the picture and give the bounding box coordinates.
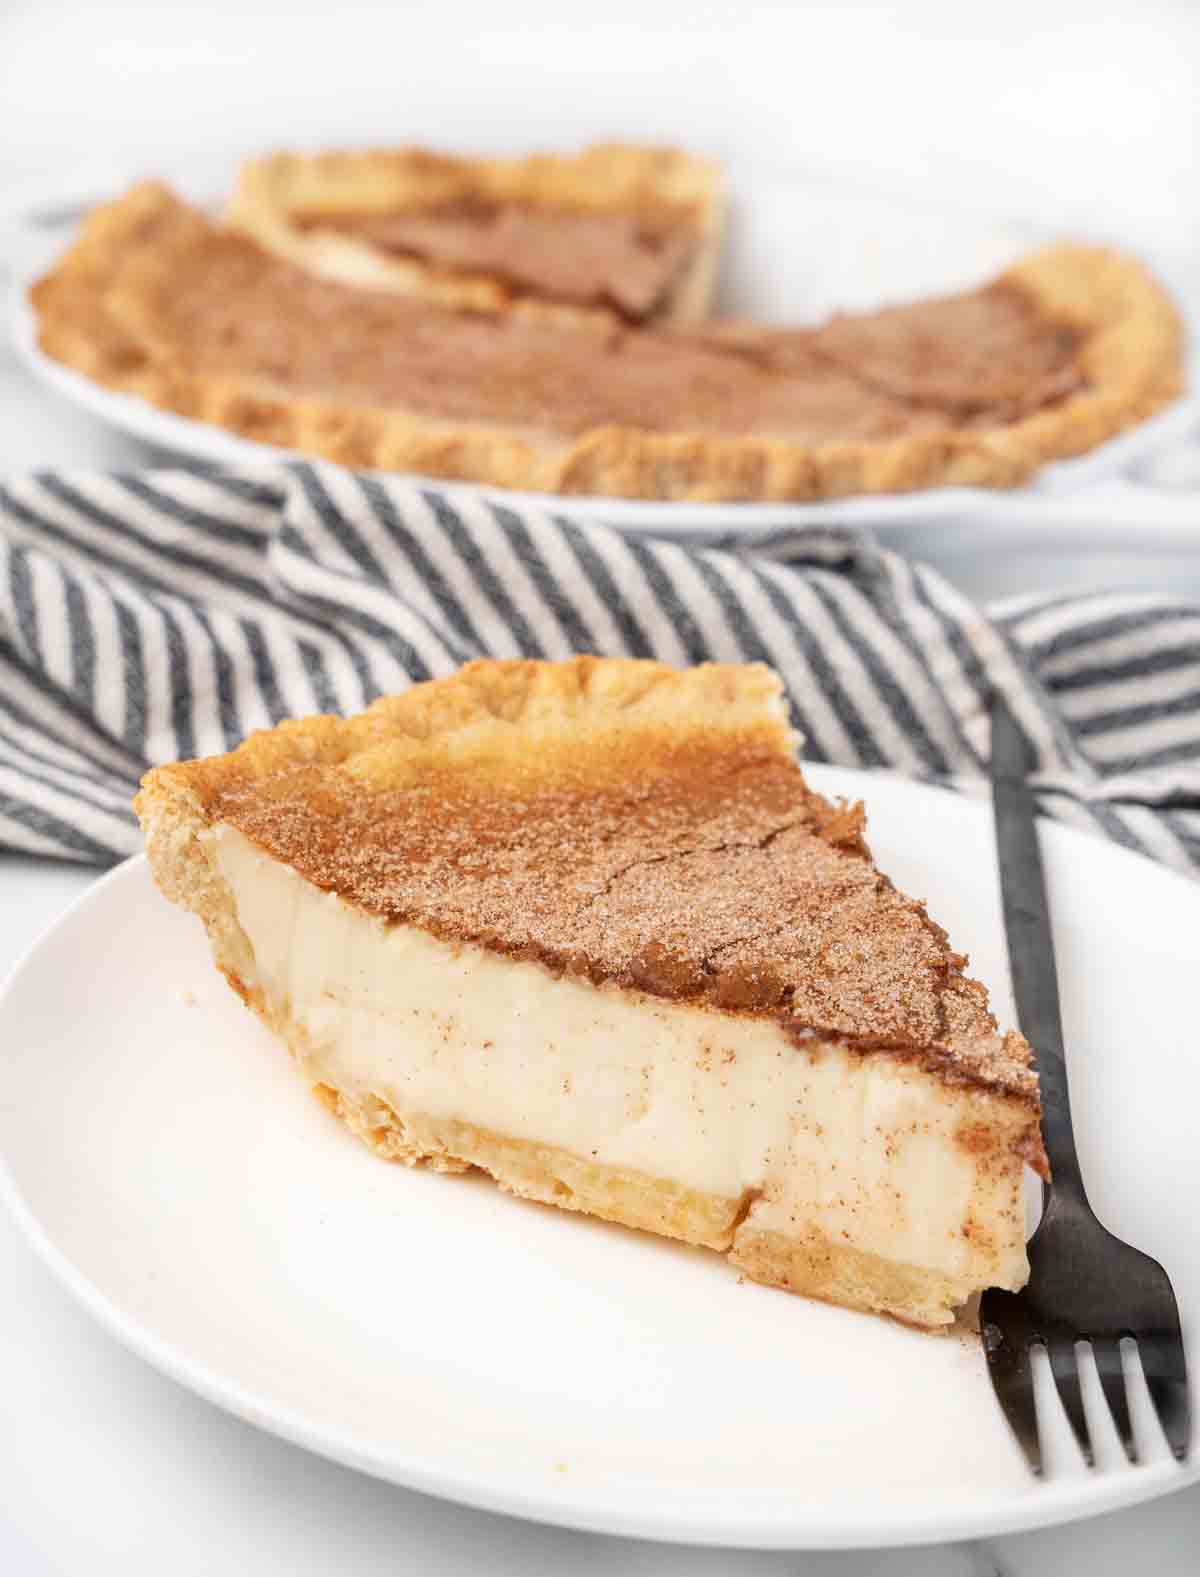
[981,692,1190,1472]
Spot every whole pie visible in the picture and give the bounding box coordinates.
[31,157,1183,502]
[136,657,1047,1328]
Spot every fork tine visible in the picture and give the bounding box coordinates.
[1047,1337,1094,1465]
[1138,1338,1191,1462]
[982,1319,1042,1474]
[1091,1338,1137,1463]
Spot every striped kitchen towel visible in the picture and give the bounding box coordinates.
[0,461,1197,874]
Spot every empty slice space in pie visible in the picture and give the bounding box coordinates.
[135,658,1047,1328]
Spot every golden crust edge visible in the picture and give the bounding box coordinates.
[229,142,725,221]
[32,186,1183,501]
[135,655,796,805]
[1000,240,1186,465]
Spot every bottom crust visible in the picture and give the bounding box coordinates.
[728,1226,971,1331]
[310,1068,973,1329]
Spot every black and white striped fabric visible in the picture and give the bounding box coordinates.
[0,461,1197,876]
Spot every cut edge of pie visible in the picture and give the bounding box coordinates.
[31,182,1184,502]
[135,656,1047,1329]
[225,141,726,325]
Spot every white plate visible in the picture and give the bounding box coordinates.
[1,765,1196,1548]
[12,167,1198,535]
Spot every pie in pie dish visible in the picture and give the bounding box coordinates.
[226,143,725,326]
[135,657,1047,1328]
[31,169,1182,501]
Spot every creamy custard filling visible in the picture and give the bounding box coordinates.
[211,824,1029,1294]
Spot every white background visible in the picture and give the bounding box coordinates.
[4,0,1199,295]
[2,2,1199,1572]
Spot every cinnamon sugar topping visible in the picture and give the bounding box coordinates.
[38,186,1084,446]
[295,202,701,321]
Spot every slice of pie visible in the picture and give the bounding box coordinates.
[226,143,725,326]
[32,183,1182,501]
[135,657,1046,1328]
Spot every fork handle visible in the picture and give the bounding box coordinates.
[991,695,1086,1202]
